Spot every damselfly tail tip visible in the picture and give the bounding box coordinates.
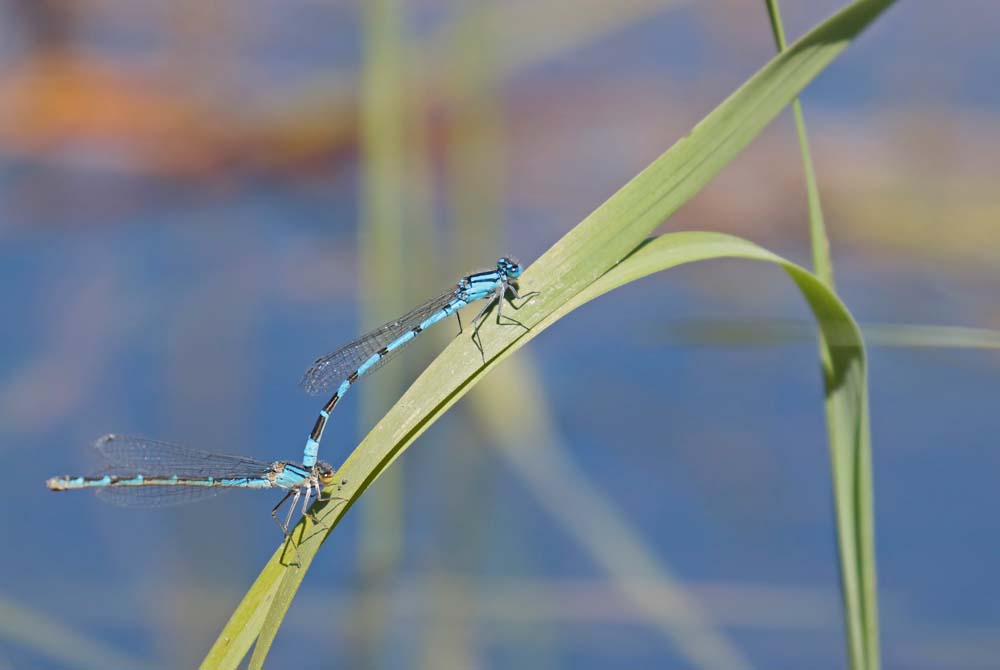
[46,476,69,491]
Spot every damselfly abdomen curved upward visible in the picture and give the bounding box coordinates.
[299,256,532,467]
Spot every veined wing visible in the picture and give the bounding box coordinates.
[93,434,273,479]
[89,434,276,508]
[95,484,229,508]
[300,289,457,395]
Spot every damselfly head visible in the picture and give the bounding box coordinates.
[497,256,522,279]
[316,461,336,486]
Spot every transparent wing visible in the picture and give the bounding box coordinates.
[95,485,226,508]
[300,289,458,395]
[93,434,273,479]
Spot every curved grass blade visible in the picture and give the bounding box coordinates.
[765,3,873,665]
[559,233,877,670]
[202,1,893,667]
[235,231,876,670]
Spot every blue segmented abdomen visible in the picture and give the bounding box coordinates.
[299,257,522,468]
[46,434,336,520]
[45,434,302,507]
[300,291,460,397]
[299,270,505,399]
[302,297,472,467]
[47,474,273,490]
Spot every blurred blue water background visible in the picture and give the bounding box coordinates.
[1,2,999,669]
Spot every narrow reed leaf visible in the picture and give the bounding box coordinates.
[656,319,1000,349]
[766,2,875,666]
[524,232,875,670]
[765,0,834,286]
[352,0,411,659]
[203,1,893,667]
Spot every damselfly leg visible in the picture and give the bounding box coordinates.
[272,489,301,537]
[470,282,536,358]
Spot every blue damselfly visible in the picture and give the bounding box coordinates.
[46,434,338,535]
[299,256,530,467]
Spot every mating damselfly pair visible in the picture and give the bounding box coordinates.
[46,257,530,539]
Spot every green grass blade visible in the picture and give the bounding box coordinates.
[765,0,833,285]
[536,232,876,669]
[765,3,875,666]
[428,0,688,84]
[656,319,1000,349]
[202,2,893,667]
[856,323,1000,348]
[200,550,287,669]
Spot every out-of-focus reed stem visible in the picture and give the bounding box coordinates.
[764,3,879,669]
[355,0,407,665]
